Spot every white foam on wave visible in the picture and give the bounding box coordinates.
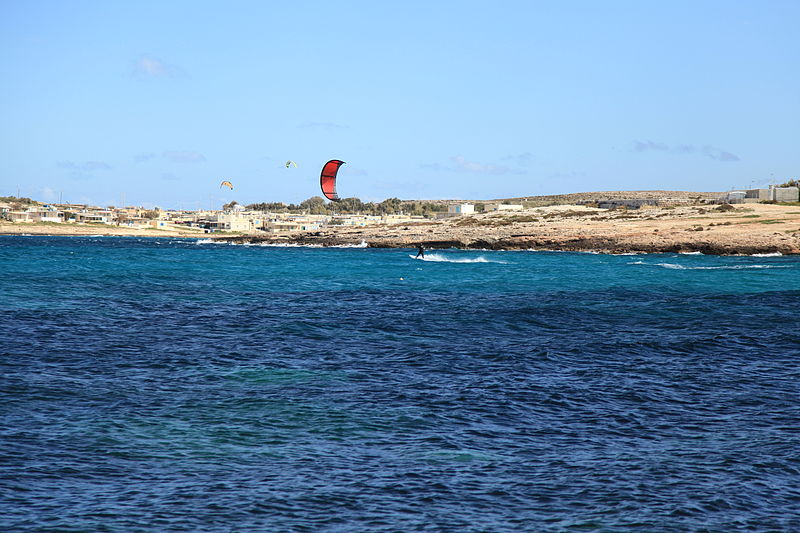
[257,242,323,248]
[195,238,228,245]
[629,261,792,270]
[751,252,783,257]
[410,253,507,264]
[679,251,704,255]
[331,240,369,248]
[654,262,686,269]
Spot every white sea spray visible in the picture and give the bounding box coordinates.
[410,253,508,264]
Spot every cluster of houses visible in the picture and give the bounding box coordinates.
[3,188,796,233]
[0,201,438,234]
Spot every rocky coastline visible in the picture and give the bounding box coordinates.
[4,200,799,256]
[219,203,800,255]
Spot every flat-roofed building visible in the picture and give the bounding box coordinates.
[744,186,800,203]
[448,203,475,215]
[74,210,113,224]
[773,187,799,202]
[485,203,523,212]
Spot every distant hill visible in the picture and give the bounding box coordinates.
[416,190,723,207]
[497,190,722,206]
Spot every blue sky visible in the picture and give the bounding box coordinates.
[1,1,798,209]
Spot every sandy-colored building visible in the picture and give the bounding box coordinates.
[3,206,64,223]
[744,186,799,203]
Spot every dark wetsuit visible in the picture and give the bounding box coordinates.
[416,246,425,258]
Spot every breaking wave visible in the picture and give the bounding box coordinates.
[410,253,507,264]
[257,242,323,248]
[331,240,369,248]
[629,261,792,270]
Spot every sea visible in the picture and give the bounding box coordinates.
[2,235,799,532]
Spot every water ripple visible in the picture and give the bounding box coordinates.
[1,237,799,532]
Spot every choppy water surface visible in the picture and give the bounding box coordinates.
[2,236,799,532]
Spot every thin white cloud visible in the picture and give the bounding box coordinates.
[134,152,157,163]
[633,140,669,152]
[133,56,186,78]
[501,152,534,166]
[702,146,740,162]
[57,160,112,171]
[451,155,506,174]
[162,151,206,163]
[549,170,586,179]
[633,140,739,162]
[137,57,167,77]
[421,156,517,175]
[83,161,112,170]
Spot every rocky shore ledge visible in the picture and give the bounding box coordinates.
[219,203,800,255]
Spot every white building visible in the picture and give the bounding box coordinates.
[74,210,113,224]
[448,203,474,215]
[725,191,746,203]
[485,203,523,212]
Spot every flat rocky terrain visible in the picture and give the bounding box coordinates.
[224,202,800,255]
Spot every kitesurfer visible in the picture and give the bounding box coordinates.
[416,245,425,258]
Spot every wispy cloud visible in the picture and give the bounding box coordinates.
[632,140,739,162]
[57,160,112,171]
[548,170,586,179]
[501,152,534,167]
[452,155,510,174]
[673,144,696,154]
[633,140,669,152]
[421,155,518,175]
[134,152,157,163]
[702,146,740,161]
[133,56,185,78]
[163,151,206,163]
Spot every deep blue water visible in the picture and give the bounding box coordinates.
[2,236,799,532]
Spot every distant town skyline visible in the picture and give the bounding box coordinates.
[2,1,799,209]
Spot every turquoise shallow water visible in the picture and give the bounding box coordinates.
[2,236,799,532]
